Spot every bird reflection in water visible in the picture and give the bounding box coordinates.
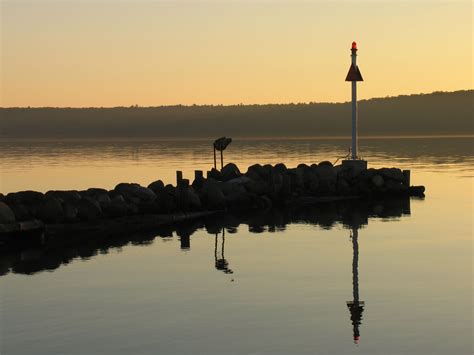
[214,228,233,275]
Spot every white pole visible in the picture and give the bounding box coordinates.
[351,50,358,160]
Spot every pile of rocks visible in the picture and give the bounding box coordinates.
[0,162,425,226]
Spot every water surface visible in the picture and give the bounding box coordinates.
[0,137,472,355]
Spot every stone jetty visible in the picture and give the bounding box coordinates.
[0,162,425,236]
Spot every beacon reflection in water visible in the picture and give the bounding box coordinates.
[0,197,412,345]
[347,224,365,345]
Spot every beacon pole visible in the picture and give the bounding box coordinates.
[345,41,364,160]
[351,45,358,159]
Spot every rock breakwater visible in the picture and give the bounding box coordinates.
[0,162,425,230]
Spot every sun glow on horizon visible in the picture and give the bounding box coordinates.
[1,1,472,107]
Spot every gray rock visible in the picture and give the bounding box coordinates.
[148,180,165,193]
[244,180,268,195]
[202,184,226,210]
[45,190,82,203]
[0,202,16,224]
[409,185,425,197]
[372,175,384,188]
[358,168,376,181]
[261,164,273,180]
[273,163,287,173]
[95,193,111,209]
[246,164,265,179]
[179,187,202,211]
[379,168,405,182]
[221,181,246,196]
[289,169,304,191]
[38,197,64,223]
[315,165,337,192]
[207,168,221,180]
[85,188,108,196]
[337,179,351,195]
[221,163,241,181]
[105,195,129,217]
[271,172,284,195]
[10,204,31,221]
[385,180,407,192]
[6,190,45,205]
[225,192,257,211]
[77,197,102,221]
[114,183,156,202]
[152,186,178,214]
[63,202,78,222]
[318,161,333,168]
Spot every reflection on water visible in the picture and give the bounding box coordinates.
[0,138,472,355]
[1,137,473,193]
[0,198,410,277]
[0,198,411,349]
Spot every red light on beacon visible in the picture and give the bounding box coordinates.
[352,41,357,50]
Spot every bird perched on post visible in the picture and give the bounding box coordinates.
[213,137,232,170]
[213,137,232,151]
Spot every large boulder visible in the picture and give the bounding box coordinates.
[178,187,202,211]
[114,183,156,202]
[63,202,79,222]
[226,192,257,211]
[5,191,46,218]
[5,190,45,205]
[372,175,384,188]
[288,168,304,192]
[318,161,333,168]
[10,204,31,221]
[84,188,111,209]
[221,163,241,181]
[0,202,16,224]
[154,186,178,214]
[379,168,405,182]
[147,180,165,194]
[38,197,64,223]
[273,163,287,174]
[104,195,129,217]
[77,197,102,221]
[336,178,351,195]
[244,180,268,195]
[220,181,246,196]
[45,190,82,204]
[385,180,407,193]
[246,164,265,179]
[314,165,336,193]
[202,183,226,210]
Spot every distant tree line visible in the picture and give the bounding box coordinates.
[0,90,472,138]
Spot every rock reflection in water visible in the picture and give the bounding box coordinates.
[0,197,411,278]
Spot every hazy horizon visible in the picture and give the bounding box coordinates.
[1,90,471,138]
[0,89,470,109]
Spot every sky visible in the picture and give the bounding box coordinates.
[1,0,472,107]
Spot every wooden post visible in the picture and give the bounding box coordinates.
[195,170,203,180]
[176,171,183,186]
[403,170,411,186]
[213,147,217,170]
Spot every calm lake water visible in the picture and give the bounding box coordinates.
[0,137,473,355]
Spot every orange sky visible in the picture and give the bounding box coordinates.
[1,0,472,107]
